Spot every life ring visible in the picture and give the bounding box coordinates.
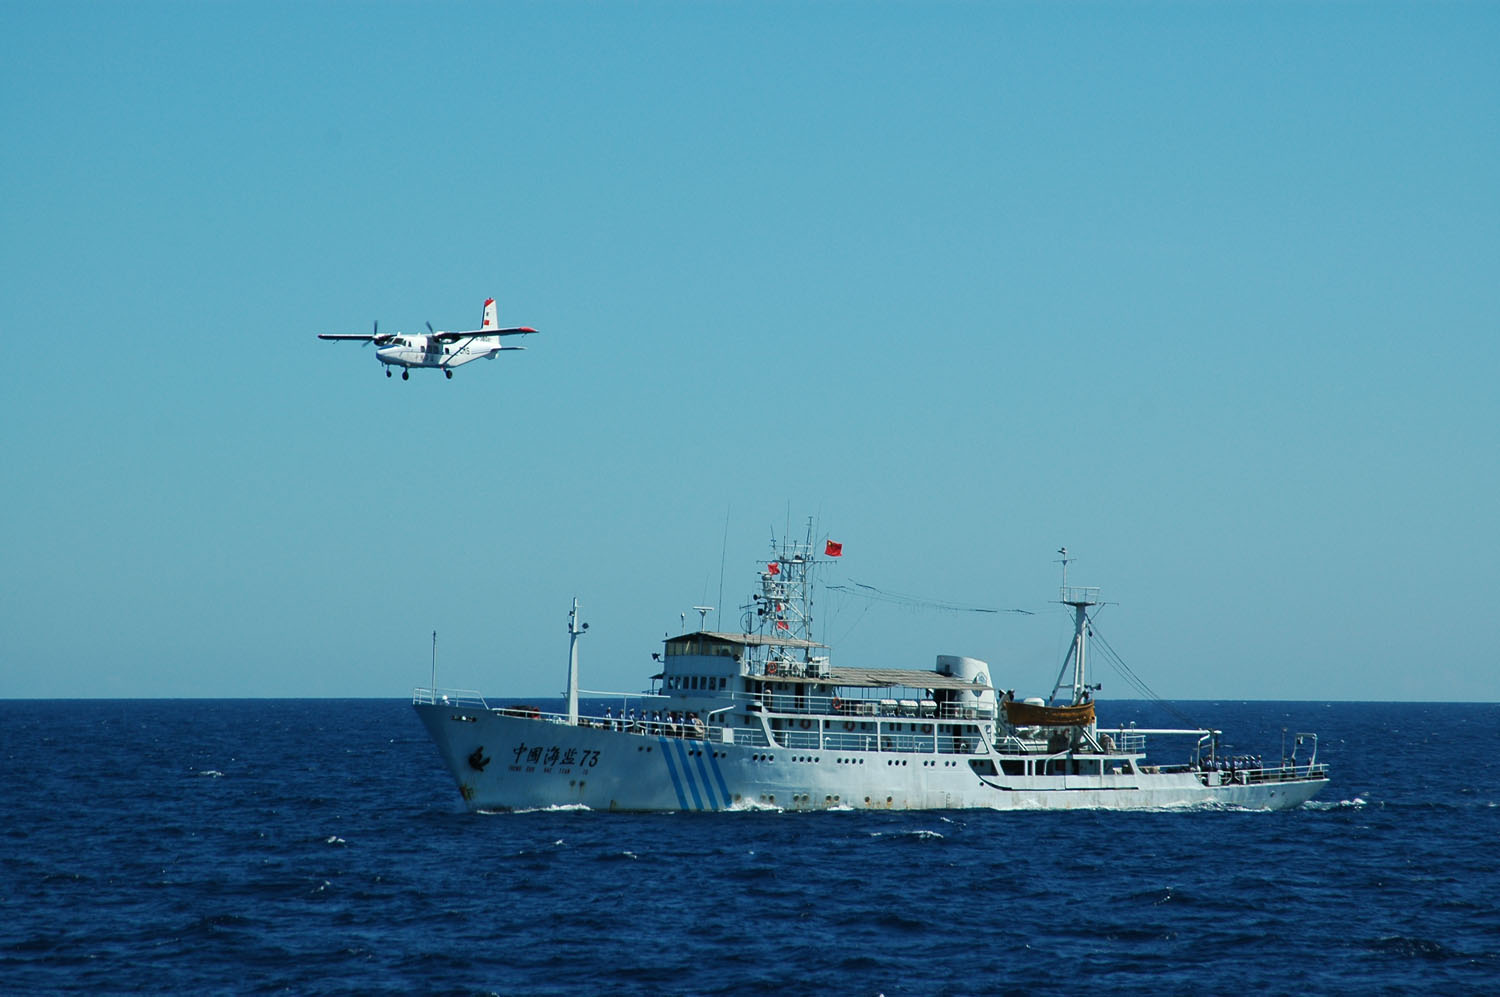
[798,718,812,730]
[843,721,856,732]
[831,697,843,713]
[766,662,779,677]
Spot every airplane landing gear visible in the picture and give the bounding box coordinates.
[385,368,392,377]
[444,370,453,379]
[401,369,409,380]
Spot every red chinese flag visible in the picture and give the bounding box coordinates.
[825,540,843,557]
[767,562,780,576]
[776,620,790,631]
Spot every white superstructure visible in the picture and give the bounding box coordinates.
[413,532,1328,812]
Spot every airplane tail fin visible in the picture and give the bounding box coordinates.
[481,298,498,332]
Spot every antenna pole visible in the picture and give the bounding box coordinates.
[718,508,730,632]
[566,599,584,726]
[430,630,437,692]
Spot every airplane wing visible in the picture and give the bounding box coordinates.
[319,333,397,344]
[432,327,539,343]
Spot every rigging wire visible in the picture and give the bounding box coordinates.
[824,591,874,651]
[1086,613,1205,730]
[826,581,1035,616]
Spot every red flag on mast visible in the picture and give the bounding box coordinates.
[767,562,780,576]
[824,540,843,557]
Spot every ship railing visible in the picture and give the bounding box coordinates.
[772,729,822,750]
[779,730,941,754]
[993,734,1047,754]
[413,687,489,709]
[1060,585,1101,605]
[758,696,999,722]
[567,712,767,748]
[575,714,718,739]
[1196,761,1330,786]
[724,726,770,747]
[1245,761,1329,783]
[1096,728,1149,754]
[937,703,997,720]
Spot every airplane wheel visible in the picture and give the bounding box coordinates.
[385,368,392,378]
[402,370,409,380]
[445,370,452,379]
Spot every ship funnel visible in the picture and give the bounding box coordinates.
[936,655,998,710]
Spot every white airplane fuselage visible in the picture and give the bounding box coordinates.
[319,298,534,378]
[376,334,504,371]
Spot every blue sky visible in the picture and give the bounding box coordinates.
[2,2,1495,701]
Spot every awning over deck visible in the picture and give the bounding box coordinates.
[666,630,826,650]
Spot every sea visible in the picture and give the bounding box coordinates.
[3,699,1497,996]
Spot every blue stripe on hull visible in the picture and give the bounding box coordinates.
[692,748,719,810]
[672,740,706,810]
[706,747,732,805]
[658,737,690,810]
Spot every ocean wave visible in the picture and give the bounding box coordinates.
[1303,797,1367,810]
[867,829,945,841]
[1365,935,1468,961]
[508,803,592,814]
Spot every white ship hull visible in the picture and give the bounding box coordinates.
[415,704,1327,813]
[413,534,1329,814]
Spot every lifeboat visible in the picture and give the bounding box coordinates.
[1002,699,1096,727]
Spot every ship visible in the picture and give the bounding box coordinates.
[413,531,1328,812]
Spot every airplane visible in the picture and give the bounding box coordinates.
[318,298,538,379]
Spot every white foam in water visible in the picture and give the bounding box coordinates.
[727,799,784,812]
[1306,797,1366,810]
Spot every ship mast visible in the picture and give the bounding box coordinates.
[565,598,587,725]
[1050,548,1102,706]
[753,523,817,640]
[740,518,828,675]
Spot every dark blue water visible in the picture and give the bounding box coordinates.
[3,700,1497,995]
